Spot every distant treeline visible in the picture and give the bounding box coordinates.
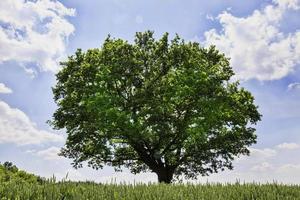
[0,161,45,184]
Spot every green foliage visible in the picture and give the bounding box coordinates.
[0,181,300,200]
[50,31,261,183]
[0,162,45,184]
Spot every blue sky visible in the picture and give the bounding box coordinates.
[0,0,300,183]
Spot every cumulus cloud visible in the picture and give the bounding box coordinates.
[29,146,63,160]
[0,83,12,94]
[276,142,300,149]
[0,100,64,145]
[204,0,300,81]
[277,163,300,173]
[0,0,75,73]
[249,147,277,159]
[251,162,274,172]
[288,82,300,90]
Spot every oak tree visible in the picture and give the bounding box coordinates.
[50,31,261,183]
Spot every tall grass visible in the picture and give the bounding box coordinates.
[1,179,300,200]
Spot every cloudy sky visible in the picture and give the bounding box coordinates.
[1,0,300,184]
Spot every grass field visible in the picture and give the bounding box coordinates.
[1,179,300,200]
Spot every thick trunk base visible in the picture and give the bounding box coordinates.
[156,169,174,184]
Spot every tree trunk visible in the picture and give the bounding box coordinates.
[156,168,174,184]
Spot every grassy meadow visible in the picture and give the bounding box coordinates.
[1,162,300,199]
[1,180,300,200]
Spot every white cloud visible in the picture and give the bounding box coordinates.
[0,0,75,73]
[251,162,274,172]
[288,82,300,90]
[276,0,300,9]
[0,100,64,145]
[249,147,277,158]
[277,142,300,149]
[30,146,63,160]
[235,147,277,167]
[0,83,12,94]
[277,163,300,173]
[204,0,300,81]
[205,14,215,21]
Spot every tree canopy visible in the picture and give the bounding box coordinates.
[50,31,261,183]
